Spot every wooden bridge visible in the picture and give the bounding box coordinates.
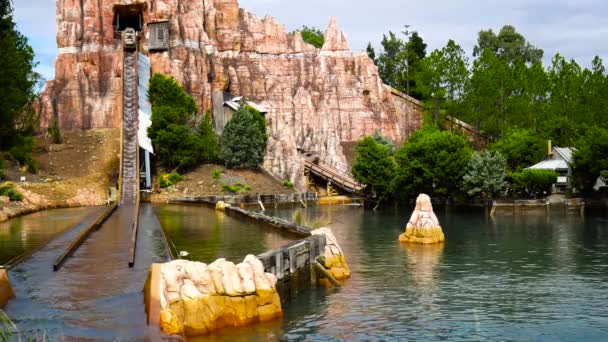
[303,154,363,194]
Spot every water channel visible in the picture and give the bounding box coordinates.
[2,204,608,340]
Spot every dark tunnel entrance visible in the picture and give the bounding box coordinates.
[113,4,144,32]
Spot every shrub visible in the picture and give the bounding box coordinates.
[25,157,38,174]
[298,26,324,48]
[220,105,267,169]
[221,182,251,193]
[0,184,23,201]
[8,134,35,165]
[462,151,508,199]
[282,180,294,189]
[212,169,221,180]
[158,171,183,188]
[392,127,473,198]
[507,169,557,198]
[48,117,62,144]
[148,74,197,114]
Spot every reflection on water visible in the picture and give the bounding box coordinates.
[0,207,100,265]
[194,205,608,341]
[154,204,299,264]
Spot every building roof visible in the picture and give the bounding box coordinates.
[554,147,574,163]
[527,159,570,170]
[224,96,267,114]
[526,147,575,171]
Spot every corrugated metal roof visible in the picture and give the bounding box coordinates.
[527,159,569,170]
[554,147,575,163]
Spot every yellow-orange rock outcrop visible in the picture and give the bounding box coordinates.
[0,269,14,308]
[399,194,445,244]
[312,227,351,280]
[145,255,282,337]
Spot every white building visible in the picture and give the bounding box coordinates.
[526,145,575,193]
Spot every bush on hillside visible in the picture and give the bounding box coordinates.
[298,26,324,48]
[158,171,183,188]
[220,105,267,169]
[0,183,23,201]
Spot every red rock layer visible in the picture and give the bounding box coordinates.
[37,0,423,185]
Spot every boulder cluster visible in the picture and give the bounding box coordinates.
[156,255,282,337]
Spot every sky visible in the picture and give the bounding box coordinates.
[13,0,608,82]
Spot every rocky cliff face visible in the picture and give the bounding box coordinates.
[38,0,423,186]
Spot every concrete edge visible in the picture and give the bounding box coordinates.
[144,263,162,327]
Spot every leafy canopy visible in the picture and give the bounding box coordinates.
[392,127,473,198]
[148,73,219,171]
[571,127,608,194]
[352,136,396,205]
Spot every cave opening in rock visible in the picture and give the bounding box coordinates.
[113,4,144,32]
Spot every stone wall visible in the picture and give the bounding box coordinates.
[38,0,424,185]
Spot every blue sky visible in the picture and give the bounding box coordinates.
[13,0,608,81]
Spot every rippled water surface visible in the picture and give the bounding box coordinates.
[189,205,608,341]
[0,206,100,265]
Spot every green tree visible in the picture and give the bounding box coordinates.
[366,42,376,61]
[0,0,39,149]
[352,136,396,207]
[473,25,543,64]
[489,129,546,172]
[220,105,267,169]
[571,127,608,194]
[148,73,218,171]
[198,111,219,163]
[392,127,472,198]
[298,26,324,49]
[462,151,508,199]
[416,40,469,123]
[148,74,197,114]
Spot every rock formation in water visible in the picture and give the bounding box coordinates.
[146,255,282,337]
[312,227,351,280]
[399,194,445,244]
[0,269,14,308]
[37,0,423,187]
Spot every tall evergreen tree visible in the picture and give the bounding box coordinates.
[0,0,39,149]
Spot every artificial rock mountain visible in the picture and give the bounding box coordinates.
[37,0,423,186]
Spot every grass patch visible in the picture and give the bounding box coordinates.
[282,180,294,189]
[211,169,221,180]
[222,181,252,193]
